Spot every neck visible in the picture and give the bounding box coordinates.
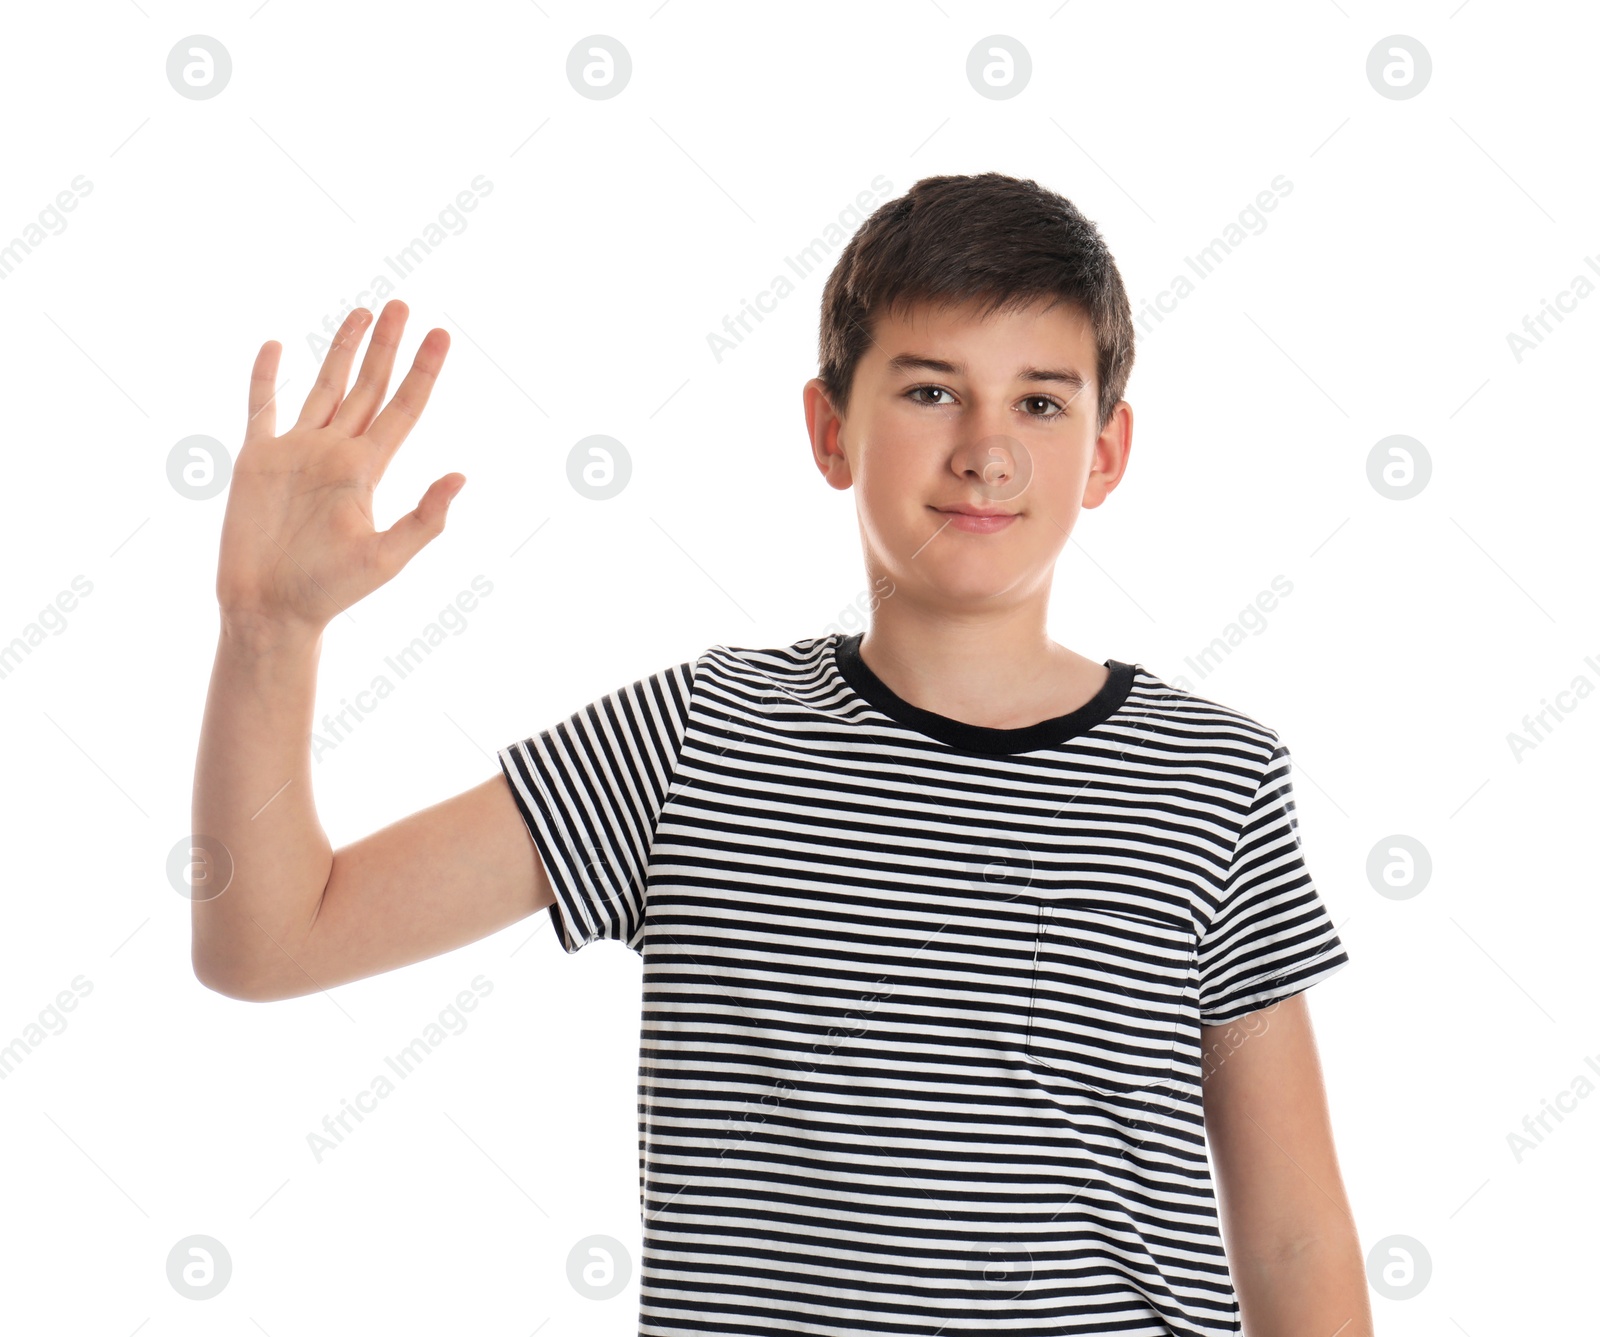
[854,598,1106,732]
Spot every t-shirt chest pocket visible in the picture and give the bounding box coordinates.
[1024,899,1196,1097]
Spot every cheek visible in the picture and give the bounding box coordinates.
[860,446,931,504]
[1023,449,1085,498]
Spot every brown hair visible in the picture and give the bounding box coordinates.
[816,172,1136,436]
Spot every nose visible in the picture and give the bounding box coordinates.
[951,431,1033,505]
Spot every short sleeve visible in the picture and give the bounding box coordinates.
[1197,742,1350,1026]
[497,657,697,955]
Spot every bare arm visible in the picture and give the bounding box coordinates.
[192,627,551,1001]
[191,300,550,1002]
[1201,994,1374,1337]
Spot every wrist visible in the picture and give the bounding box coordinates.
[217,609,325,659]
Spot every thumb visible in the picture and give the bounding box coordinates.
[373,472,466,582]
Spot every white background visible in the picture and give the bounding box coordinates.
[1,1,1594,1332]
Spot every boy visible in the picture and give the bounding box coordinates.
[193,172,1371,1335]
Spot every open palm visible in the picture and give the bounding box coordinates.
[215,300,462,640]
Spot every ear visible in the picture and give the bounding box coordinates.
[1081,399,1132,509]
[804,378,854,492]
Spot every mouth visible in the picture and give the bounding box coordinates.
[929,505,1020,533]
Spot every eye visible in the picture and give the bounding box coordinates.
[904,384,1068,417]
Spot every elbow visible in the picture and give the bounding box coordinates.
[191,949,281,1003]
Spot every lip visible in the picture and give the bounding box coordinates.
[930,505,1019,533]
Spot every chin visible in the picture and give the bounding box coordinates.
[915,560,1033,601]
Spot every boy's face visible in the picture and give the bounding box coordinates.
[804,296,1132,616]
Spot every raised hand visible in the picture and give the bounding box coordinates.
[214,300,462,642]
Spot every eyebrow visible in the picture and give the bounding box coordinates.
[884,353,1088,391]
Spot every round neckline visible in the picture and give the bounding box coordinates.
[830,632,1136,756]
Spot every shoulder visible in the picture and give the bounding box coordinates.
[693,633,843,696]
[628,637,830,695]
[1118,662,1286,776]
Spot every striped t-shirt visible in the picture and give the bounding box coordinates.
[497,631,1350,1336]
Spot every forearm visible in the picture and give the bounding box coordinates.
[1230,1216,1374,1337]
[189,614,331,997]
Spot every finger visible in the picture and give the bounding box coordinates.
[295,307,373,431]
[365,328,450,471]
[331,298,409,437]
[246,340,283,443]
[372,472,466,584]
